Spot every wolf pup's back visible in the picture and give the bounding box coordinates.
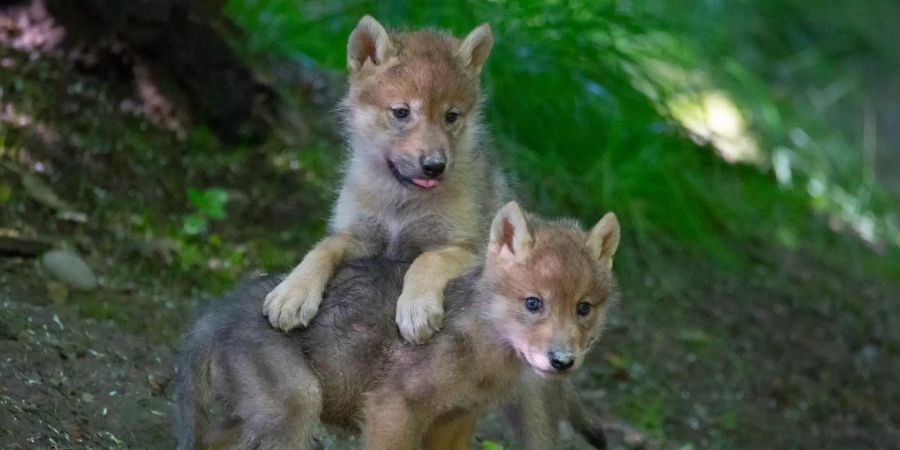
[176,261,412,448]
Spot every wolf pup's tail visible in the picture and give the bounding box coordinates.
[174,319,216,450]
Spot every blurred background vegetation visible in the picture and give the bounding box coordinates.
[226,0,900,270]
[0,0,897,448]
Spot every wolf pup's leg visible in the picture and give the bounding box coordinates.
[396,245,476,343]
[506,376,607,450]
[503,374,558,450]
[175,317,215,450]
[217,344,324,450]
[422,413,477,450]
[363,393,425,450]
[560,380,607,449]
[264,233,362,331]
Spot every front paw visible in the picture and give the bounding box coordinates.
[395,289,444,344]
[263,278,325,332]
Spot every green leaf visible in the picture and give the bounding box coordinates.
[0,181,11,204]
[182,213,209,236]
[187,187,229,220]
[482,440,505,450]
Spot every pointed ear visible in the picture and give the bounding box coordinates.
[587,213,620,270]
[347,16,395,73]
[489,201,534,261]
[457,23,493,74]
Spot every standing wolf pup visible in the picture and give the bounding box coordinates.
[177,203,620,450]
[263,16,505,343]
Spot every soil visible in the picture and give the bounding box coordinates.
[0,3,898,449]
[0,297,174,449]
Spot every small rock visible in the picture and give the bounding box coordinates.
[147,373,170,396]
[41,250,97,290]
[624,430,646,448]
[81,393,94,403]
[859,344,878,367]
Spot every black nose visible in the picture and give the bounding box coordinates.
[420,155,446,178]
[549,352,575,371]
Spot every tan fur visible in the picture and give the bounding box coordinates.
[347,16,394,71]
[485,204,618,374]
[176,204,620,450]
[353,203,619,448]
[233,15,611,450]
[422,412,477,450]
[263,16,505,345]
[396,245,477,340]
[263,233,363,327]
[589,212,621,270]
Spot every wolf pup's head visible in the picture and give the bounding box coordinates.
[484,202,620,377]
[342,16,493,190]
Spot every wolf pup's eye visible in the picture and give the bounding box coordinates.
[524,296,543,312]
[445,110,459,124]
[576,301,591,317]
[392,107,410,119]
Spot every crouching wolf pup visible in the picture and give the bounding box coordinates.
[263,15,506,344]
[176,202,620,449]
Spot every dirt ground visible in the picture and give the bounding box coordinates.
[3,234,898,449]
[1,5,899,449]
[0,297,174,449]
[0,285,624,450]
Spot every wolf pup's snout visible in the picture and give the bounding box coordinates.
[420,153,446,178]
[549,350,576,371]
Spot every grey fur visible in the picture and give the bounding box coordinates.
[176,258,606,449]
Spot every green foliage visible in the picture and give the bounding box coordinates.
[216,8,900,441]
[635,398,666,440]
[0,180,11,204]
[638,0,900,249]
[183,187,229,236]
[223,0,898,279]
[481,440,505,450]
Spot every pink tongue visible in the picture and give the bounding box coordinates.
[412,178,440,188]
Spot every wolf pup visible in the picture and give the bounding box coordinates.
[176,202,620,449]
[263,15,506,344]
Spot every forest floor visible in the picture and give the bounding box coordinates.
[1,13,899,450]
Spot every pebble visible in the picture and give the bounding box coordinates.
[41,250,98,290]
[624,430,646,448]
